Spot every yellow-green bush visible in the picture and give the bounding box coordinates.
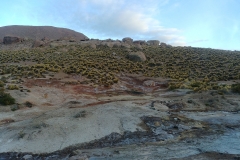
[7,84,19,90]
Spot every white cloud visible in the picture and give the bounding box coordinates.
[68,0,186,46]
[13,0,185,46]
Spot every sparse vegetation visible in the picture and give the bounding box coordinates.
[7,84,19,90]
[0,43,239,91]
[74,110,87,118]
[0,82,16,105]
[0,92,15,105]
[231,83,240,93]
[25,101,33,108]
[0,80,4,87]
[18,130,25,139]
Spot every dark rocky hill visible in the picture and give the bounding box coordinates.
[0,25,88,41]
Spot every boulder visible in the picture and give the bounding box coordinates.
[69,37,76,42]
[49,42,60,48]
[121,43,131,49]
[32,40,45,47]
[133,40,147,45]
[104,38,114,42]
[160,42,172,48]
[143,80,156,87]
[134,44,143,50]
[127,51,146,62]
[3,36,23,44]
[41,37,50,41]
[113,41,122,47]
[160,42,167,48]
[100,42,114,48]
[122,37,133,44]
[89,43,96,49]
[147,40,160,46]
[153,103,169,111]
[23,155,33,160]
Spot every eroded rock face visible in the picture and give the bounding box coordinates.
[127,51,146,62]
[3,36,23,44]
[147,40,160,46]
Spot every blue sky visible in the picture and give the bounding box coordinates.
[0,0,239,50]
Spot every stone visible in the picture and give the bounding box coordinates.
[23,155,33,160]
[41,37,50,41]
[69,38,76,42]
[160,42,172,48]
[143,80,156,86]
[69,155,88,160]
[149,58,155,63]
[25,101,33,108]
[113,41,121,47]
[32,40,45,47]
[133,40,147,45]
[134,44,143,50]
[122,37,133,44]
[153,103,169,111]
[3,36,23,44]
[127,51,146,62]
[50,42,60,48]
[121,43,131,49]
[154,121,161,127]
[166,103,185,111]
[100,42,114,48]
[89,43,96,49]
[147,40,160,46]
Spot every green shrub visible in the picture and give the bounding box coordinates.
[168,82,182,90]
[0,80,4,87]
[0,92,15,105]
[190,81,202,88]
[231,83,240,93]
[0,76,7,83]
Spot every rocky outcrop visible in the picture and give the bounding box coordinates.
[122,37,133,44]
[3,36,23,44]
[147,40,160,46]
[127,51,146,62]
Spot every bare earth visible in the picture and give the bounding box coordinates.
[0,75,240,160]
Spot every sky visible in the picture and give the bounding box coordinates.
[0,0,239,50]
